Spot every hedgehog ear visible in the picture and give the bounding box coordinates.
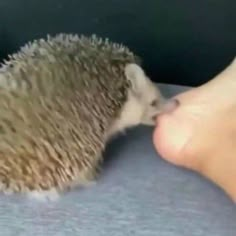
[124,63,147,94]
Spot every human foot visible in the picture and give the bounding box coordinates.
[153,58,236,202]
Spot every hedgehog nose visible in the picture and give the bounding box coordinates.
[152,114,158,122]
[152,115,157,121]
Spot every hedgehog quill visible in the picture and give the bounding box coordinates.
[0,33,167,201]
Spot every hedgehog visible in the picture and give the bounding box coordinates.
[0,33,167,201]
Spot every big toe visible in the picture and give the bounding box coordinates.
[153,87,205,169]
[153,111,194,167]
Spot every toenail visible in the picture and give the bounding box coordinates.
[161,98,180,113]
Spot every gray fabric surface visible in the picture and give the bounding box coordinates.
[0,84,235,236]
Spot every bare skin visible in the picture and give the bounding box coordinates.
[153,58,236,202]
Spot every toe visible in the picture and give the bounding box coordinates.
[153,112,193,166]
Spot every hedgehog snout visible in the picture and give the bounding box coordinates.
[141,96,169,125]
[149,98,180,124]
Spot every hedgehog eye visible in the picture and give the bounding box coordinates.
[150,99,158,107]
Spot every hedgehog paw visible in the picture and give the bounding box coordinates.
[27,188,60,202]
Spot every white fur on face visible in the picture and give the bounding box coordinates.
[107,90,144,137]
[124,63,165,125]
[108,63,165,137]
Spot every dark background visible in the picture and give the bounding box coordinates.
[0,0,235,86]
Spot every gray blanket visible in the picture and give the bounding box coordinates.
[0,84,235,236]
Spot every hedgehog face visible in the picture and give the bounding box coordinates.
[124,63,165,126]
[106,63,166,138]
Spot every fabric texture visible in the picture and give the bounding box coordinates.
[0,84,235,236]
